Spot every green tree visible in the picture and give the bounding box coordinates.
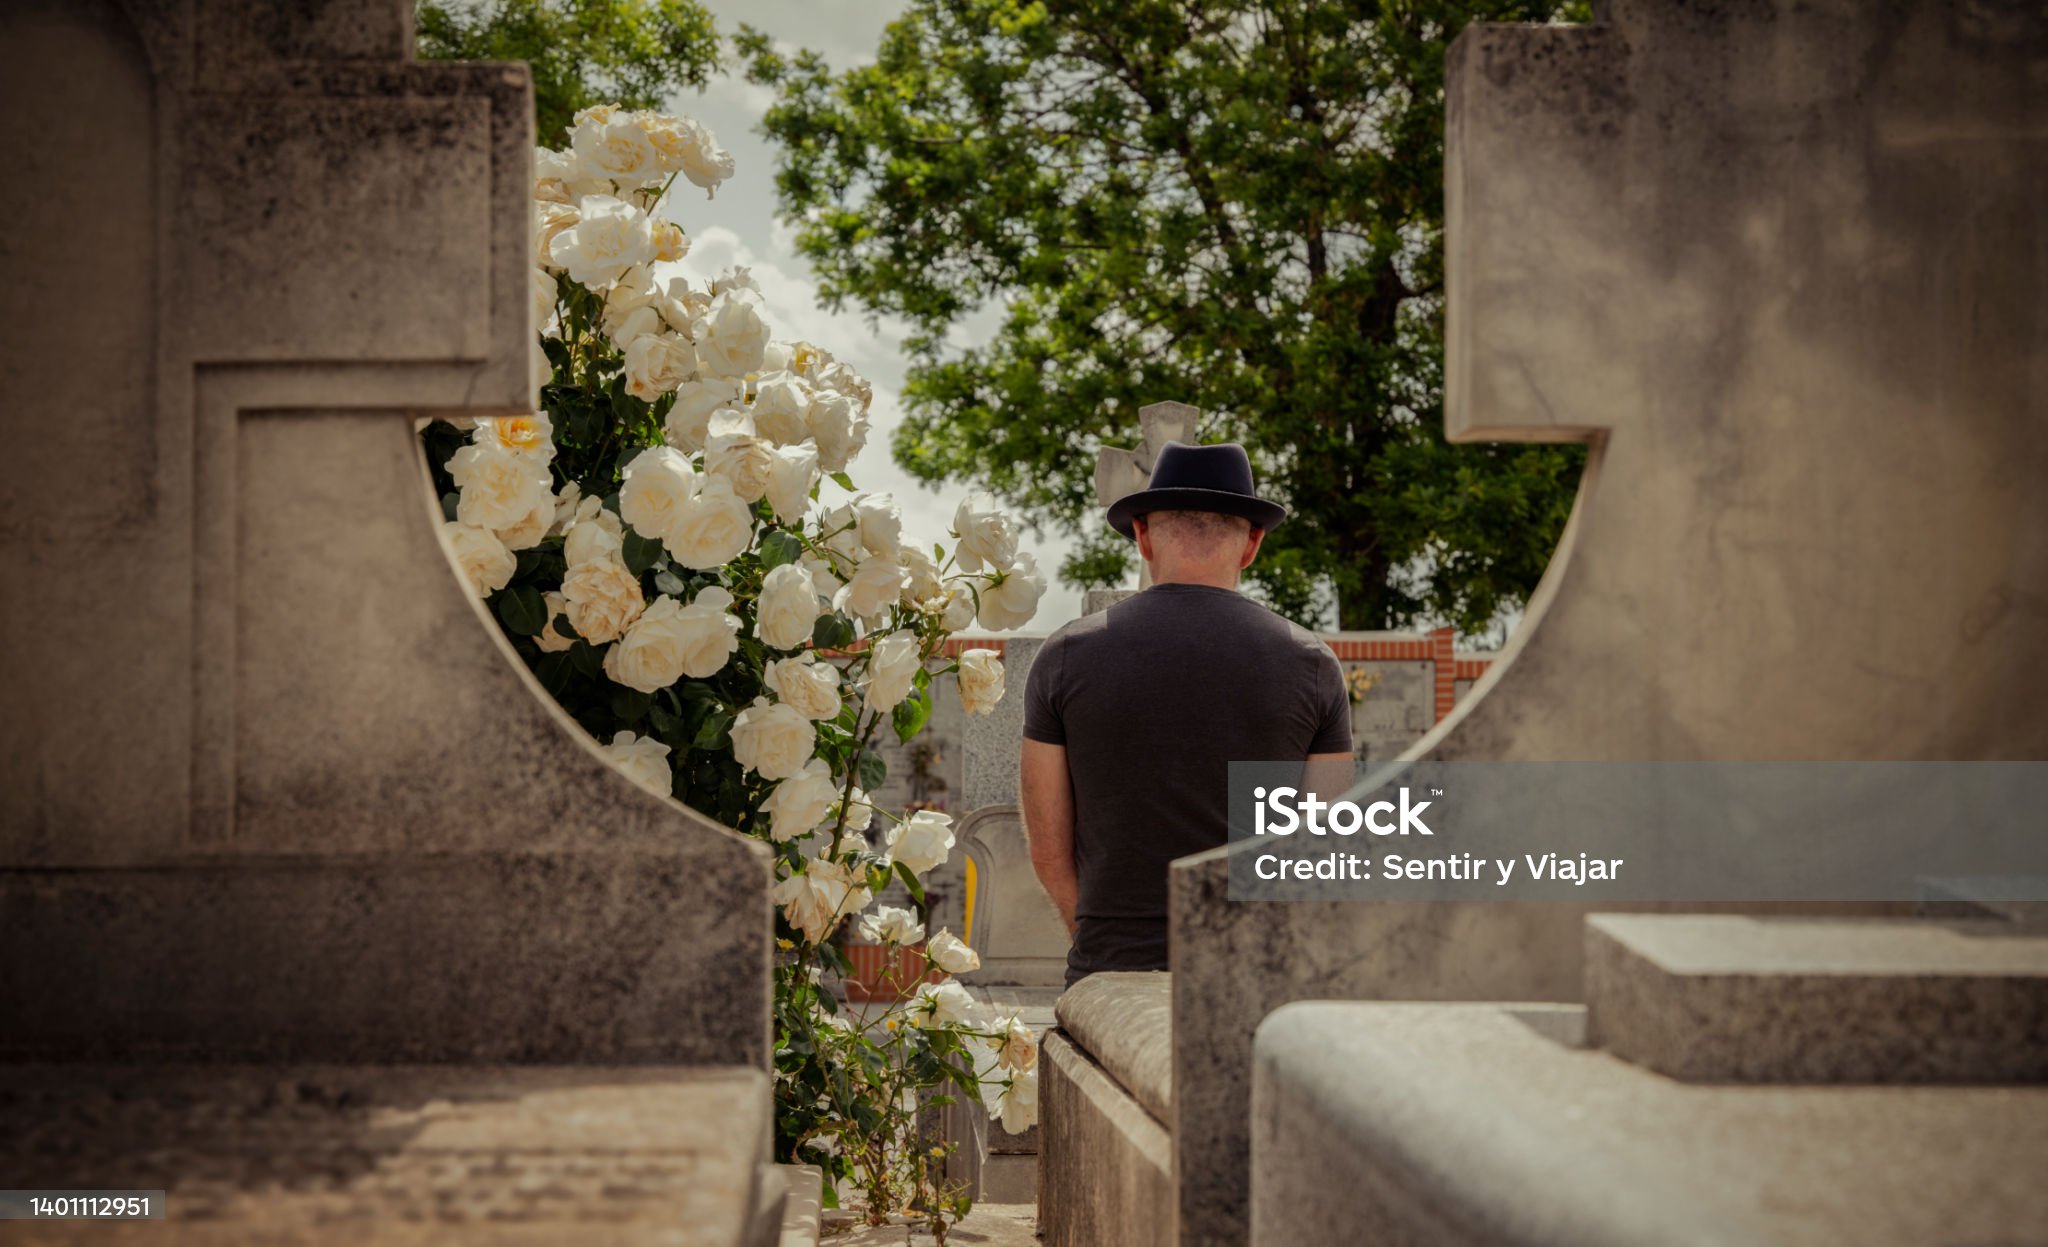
[418,0,722,144]
[740,0,1587,632]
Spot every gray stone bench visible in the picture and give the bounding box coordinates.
[1249,914,2048,1245]
[0,1064,798,1246]
[1041,974,1176,1247]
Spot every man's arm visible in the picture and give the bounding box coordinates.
[1020,738,1079,936]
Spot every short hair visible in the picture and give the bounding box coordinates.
[1140,509,1253,551]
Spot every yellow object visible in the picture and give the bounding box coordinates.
[963,856,978,946]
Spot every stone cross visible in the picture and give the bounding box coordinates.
[1094,401,1202,588]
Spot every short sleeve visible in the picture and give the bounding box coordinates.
[1021,634,1067,745]
[1307,648,1352,755]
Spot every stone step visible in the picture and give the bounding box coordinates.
[0,1063,775,1245]
[775,1164,822,1247]
[1584,914,2048,1083]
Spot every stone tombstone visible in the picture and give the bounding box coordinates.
[0,0,770,1068]
[954,805,1070,987]
[1155,3,2048,1245]
[1094,401,1202,589]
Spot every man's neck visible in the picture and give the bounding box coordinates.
[1148,567,1241,591]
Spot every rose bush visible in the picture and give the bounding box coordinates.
[421,103,1047,1233]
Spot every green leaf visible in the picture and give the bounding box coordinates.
[622,528,665,576]
[760,529,804,570]
[891,681,934,743]
[653,569,688,596]
[610,687,652,723]
[811,613,856,650]
[553,615,578,640]
[534,651,573,698]
[694,710,732,750]
[440,492,460,522]
[569,640,604,679]
[857,749,887,792]
[894,860,926,906]
[495,584,547,637]
[828,471,855,492]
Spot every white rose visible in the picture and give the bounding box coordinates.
[664,377,742,453]
[535,590,576,653]
[819,502,863,561]
[533,200,579,268]
[850,492,902,558]
[750,372,812,445]
[887,809,955,875]
[771,860,860,944]
[977,551,1047,631]
[695,288,770,378]
[602,595,692,692]
[958,649,1005,715]
[623,332,696,402]
[655,115,734,194]
[911,979,981,1028]
[672,585,743,677]
[766,651,842,721]
[993,1065,1038,1134]
[787,340,832,380]
[562,498,625,567]
[547,193,655,288]
[807,389,868,473]
[992,1014,1040,1072]
[548,482,585,536]
[757,562,823,651]
[664,474,754,570]
[952,493,1019,574]
[731,696,817,781]
[836,556,909,622]
[761,758,839,843]
[861,632,920,715]
[652,219,689,262]
[765,442,818,526]
[705,408,775,503]
[601,730,672,796]
[816,359,874,414]
[532,266,557,327]
[449,442,554,532]
[572,111,663,188]
[443,521,516,598]
[711,265,759,296]
[899,545,941,605]
[600,267,663,343]
[801,553,845,597]
[932,584,978,633]
[562,557,645,644]
[858,905,925,947]
[927,929,980,975]
[493,493,553,552]
[833,787,874,835]
[473,411,554,461]
[534,145,579,203]
[619,445,697,544]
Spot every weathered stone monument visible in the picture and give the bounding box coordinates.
[1041,2,2048,1245]
[1091,400,1201,602]
[0,1,783,1241]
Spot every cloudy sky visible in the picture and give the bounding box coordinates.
[656,1,1090,630]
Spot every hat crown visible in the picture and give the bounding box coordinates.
[1147,441,1257,496]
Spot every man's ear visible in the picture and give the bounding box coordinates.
[1240,526,1266,569]
[1134,517,1155,563]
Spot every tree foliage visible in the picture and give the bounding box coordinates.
[418,0,722,142]
[740,0,1588,632]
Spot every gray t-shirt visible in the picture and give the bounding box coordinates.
[1022,582,1352,984]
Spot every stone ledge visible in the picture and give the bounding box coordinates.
[1585,915,2048,1083]
[1053,973,1173,1123]
[1251,1001,2048,1247]
[1040,1033,1172,1247]
[0,1063,771,1245]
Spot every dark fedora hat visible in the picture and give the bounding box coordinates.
[1106,441,1287,539]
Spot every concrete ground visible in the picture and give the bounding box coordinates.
[826,1202,1037,1245]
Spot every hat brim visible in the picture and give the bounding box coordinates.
[1106,487,1288,539]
